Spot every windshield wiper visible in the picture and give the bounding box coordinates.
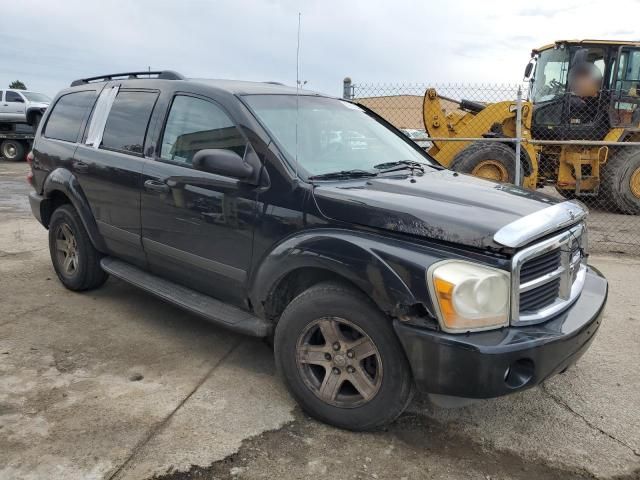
[374,160,426,174]
[308,169,378,180]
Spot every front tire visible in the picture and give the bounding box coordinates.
[274,282,414,430]
[451,142,516,183]
[48,205,108,291]
[30,112,43,129]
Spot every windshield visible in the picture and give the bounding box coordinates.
[243,95,431,177]
[21,92,51,103]
[531,48,570,103]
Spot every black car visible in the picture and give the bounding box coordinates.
[27,71,608,430]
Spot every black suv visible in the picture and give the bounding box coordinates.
[28,71,608,430]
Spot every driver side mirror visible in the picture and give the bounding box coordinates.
[524,61,534,79]
[192,148,256,183]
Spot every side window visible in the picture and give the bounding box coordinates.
[44,91,97,143]
[160,95,246,165]
[101,91,158,155]
[612,49,640,126]
[6,91,23,102]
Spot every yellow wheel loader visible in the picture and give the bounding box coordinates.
[423,40,640,214]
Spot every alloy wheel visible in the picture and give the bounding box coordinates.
[55,223,79,275]
[295,316,383,408]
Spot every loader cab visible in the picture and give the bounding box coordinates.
[527,42,612,140]
[610,46,640,127]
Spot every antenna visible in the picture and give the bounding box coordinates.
[295,12,301,180]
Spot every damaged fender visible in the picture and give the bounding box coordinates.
[249,229,429,320]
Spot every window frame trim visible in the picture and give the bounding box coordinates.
[153,91,249,169]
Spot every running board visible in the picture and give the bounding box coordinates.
[100,257,271,337]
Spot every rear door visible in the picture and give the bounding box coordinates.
[34,89,98,190]
[73,85,159,266]
[2,91,26,121]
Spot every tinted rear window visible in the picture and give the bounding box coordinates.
[44,91,97,143]
[101,91,158,155]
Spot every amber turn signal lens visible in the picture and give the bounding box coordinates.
[428,261,510,333]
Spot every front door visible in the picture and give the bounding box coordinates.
[2,91,26,122]
[611,47,640,127]
[141,94,258,306]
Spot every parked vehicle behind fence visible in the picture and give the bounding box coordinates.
[27,71,608,430]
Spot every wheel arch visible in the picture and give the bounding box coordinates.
[25,107,43,125]
[42,168,107,252]
[249,230,420,324]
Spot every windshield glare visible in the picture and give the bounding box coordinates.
[21,92,51,103]
[244,95,431,177]
[531,48,570,103]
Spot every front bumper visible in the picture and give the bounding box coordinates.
[394,266,608,399]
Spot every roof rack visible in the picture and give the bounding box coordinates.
[70,70,184,87]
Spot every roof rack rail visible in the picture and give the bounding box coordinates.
[70,70,184,87]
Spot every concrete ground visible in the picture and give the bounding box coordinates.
[1,159,639,480]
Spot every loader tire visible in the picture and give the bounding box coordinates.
[450,142,516,184]
[600,148,640,215]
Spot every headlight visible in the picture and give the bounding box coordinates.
[427,260,510,333]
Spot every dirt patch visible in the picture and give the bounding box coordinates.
[150,411,610,480]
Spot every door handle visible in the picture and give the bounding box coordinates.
[72,161,89,173]
[144,179,170,194]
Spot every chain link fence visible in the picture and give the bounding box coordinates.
[344,79,640,255]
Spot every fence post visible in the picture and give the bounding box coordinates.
[343,77,352,100]
[514,86,523,186]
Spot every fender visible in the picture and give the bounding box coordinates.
[25,106,45,125]
[249,229,439,320]
[42,167,107,252]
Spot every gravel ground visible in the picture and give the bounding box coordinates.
[1,159,639,480]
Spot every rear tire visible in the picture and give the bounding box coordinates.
[451,142,516,183]
[274,282,414,431]
[48,205,108,291]
[1,139,25,162]
[600,148,640,215]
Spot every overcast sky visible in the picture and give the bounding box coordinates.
[2,0,640,98]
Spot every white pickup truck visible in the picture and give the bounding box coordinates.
[0,89,50,127]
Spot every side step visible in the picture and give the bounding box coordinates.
[100,257,271,337]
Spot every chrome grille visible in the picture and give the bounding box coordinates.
[520,248,562,283]
[511,223,587,326]
[520,277,561,312]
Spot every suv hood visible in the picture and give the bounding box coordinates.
[312,169,560,250]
